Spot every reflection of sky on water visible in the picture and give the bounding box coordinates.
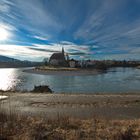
[0,68,140,93]
[0,68,20,91]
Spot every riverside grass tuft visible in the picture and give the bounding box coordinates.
[0,111,140,140]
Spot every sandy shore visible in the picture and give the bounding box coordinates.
[0,92,140,120]
[24,68,102,76]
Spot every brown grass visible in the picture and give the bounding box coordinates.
[36,66,80,71]
[0,111,140,140]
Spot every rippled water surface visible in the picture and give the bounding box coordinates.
[0,67,140,93]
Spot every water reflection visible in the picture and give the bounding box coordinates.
[0,68,19,91]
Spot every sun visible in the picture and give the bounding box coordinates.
[0,27,9,41]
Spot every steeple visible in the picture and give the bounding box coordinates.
[62,47,64,55]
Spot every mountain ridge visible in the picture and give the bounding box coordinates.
[0,55,20,62]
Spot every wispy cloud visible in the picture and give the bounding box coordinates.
[0,44,50,61]
[0,0,140,60]
[33,36,49,41]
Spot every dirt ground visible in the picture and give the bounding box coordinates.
[0,93,140,120]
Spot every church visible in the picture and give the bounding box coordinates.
[49,48,69,67]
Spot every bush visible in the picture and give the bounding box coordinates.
[31,85,53,93]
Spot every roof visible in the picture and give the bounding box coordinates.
[69,59,76,62]
[50,53,65,60]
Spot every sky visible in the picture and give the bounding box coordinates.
[0,0,140,61]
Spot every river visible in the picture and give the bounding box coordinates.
[0,67,140,93]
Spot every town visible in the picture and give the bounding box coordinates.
[44,47,140,69]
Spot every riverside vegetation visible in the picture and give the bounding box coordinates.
[0,89,140,139]
[0,110,140,140]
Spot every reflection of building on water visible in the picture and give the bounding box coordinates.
[49,47,69,67]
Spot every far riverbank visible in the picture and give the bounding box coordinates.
[24,67,102,76]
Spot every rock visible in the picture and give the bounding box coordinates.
[31,85,53,93]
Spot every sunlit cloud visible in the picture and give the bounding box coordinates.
[0,44,50,61]
[0,27,9,41]
[0,22,16,43]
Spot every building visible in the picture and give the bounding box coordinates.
[69,59,76,68]
[49,48,68,66]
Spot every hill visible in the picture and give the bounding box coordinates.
[0,55,43,68]
[0,55,20,62]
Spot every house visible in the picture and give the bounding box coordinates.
[69,59,76,68]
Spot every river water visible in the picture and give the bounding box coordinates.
[0,67,140,93]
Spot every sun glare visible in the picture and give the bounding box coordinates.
[0,27,9,41]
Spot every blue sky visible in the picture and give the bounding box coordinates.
[0,0,140,61]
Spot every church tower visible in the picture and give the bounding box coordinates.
[62,47,64,55]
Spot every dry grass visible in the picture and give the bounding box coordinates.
[0,111,140,140]
[36,66,80,71]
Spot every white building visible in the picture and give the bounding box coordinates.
[69,59,76,68]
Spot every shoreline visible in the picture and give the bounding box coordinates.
[23,68,103,76]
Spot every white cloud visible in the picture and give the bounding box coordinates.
[33,42,91,56]
[0,44,50,61]
[0,22,16,31]
[33,35,48,41]
[0,0,11,13]
[4,0,64,37]
[0,43,90,61]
